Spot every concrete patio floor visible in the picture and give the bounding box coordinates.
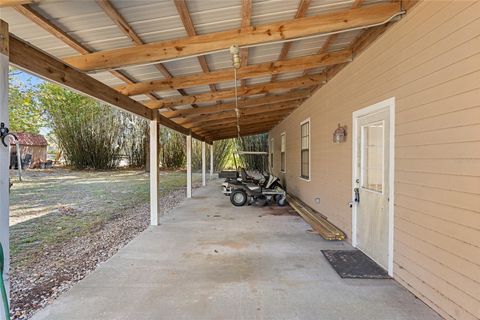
[32,181,440,320]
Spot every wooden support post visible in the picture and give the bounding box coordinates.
[149,111,160,226]
[201,141,206,186]
[0,19,10,318]
[186,133,192,198]
[210,144,214,180]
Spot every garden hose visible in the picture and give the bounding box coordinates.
[0,244,9,320]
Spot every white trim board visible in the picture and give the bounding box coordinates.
[0,46,11,312]
[299,117,311,182]
[351,97,395,276]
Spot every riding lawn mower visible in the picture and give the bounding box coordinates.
[220,151,287,207]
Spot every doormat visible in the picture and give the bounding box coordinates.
[321,250,390,279]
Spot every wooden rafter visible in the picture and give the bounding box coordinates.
[199,126,280,140]
[173,0,218,96]
[327,24,390,81]
[203,120,279,134]
[95,0,190,110]
[201,123,279,140]
[0,0,33,7]
[304,0,364,75]
[271,0,311,82]
[187,113,293,133]
[161,90,310,119]
[145,74,324,109]
[95,0,144,45]
[10,35,152,119]
[63,3,401,72]
[190,116,290,137]
[208,129,275,141]
[179,102,300,127]
[205,121,278,134]
[239,0,252,88]
[9,35,211,142]
[12,4,162,103]
[115,50,350,96]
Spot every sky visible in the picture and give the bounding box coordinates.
[12,69,44,88]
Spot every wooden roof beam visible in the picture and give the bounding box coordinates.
[239,0,252,88]
[9,35,212,143]
[173,0,219,98]
[191,113,289,132]
[115,50,350,96]
[95,0,189,109]
[304,0,364,75]
[205,121,276,133]
[271,0,311,82]
[9,35,152,119]
[202,124,279,140]
[176,101,300,126]
[207,131,268,141]
[0,0,34,8]
[13,4,161,103]
[209,129,273,141]
[145,74,324,109]
[200,127,276,140]
[63,2,401,72]
[161,90,310,119]
[198,124,278,139]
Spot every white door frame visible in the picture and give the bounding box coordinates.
[351,97,395,276]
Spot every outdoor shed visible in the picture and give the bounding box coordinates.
[9,132,48,169]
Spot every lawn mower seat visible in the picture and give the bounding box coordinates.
[240,167,255,182]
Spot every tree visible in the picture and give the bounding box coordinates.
[39,83,125,169]
[8,70,45,133]
[236,134,268,172]
[121,113,148,168]
[213,139,235,171]
[159,127,185,169]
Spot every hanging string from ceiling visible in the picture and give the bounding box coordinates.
[230,44,242,141]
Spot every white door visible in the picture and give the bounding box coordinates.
[353,100,394,272]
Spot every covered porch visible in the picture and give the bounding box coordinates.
[1,0,479,319]
[31,182,439,320]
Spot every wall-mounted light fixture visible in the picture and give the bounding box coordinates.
[333,124,347,143]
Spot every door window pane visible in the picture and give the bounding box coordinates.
[361,122,384,193]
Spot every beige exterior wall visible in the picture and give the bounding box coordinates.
[269,1,480,319]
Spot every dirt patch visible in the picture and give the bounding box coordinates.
[259,206,297,216]
[204,255,256,283]
[198,240,249,250]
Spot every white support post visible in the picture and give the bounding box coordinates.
[210,143,214,180]
[149,111,160,226]
[186,134,192,198]
[201,141,206,186]
[0,20,10,319]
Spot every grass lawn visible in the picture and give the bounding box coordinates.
[9,168,201,265]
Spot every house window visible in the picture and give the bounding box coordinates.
[269,138,274,170]
[280,132,286,172]
[300,119,310,180]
